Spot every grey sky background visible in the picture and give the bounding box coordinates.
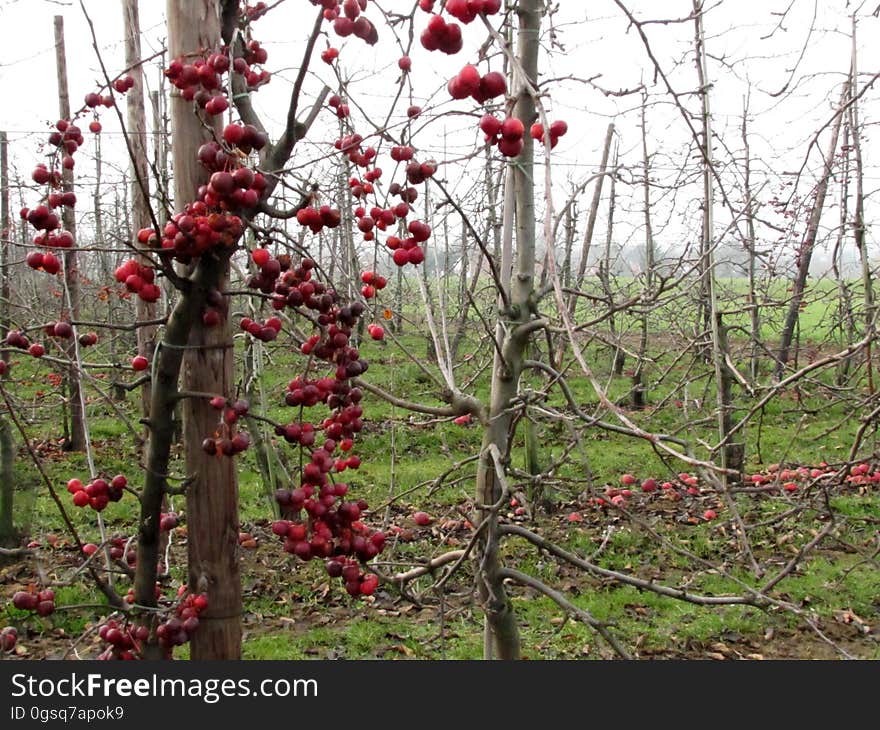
[0,1,876,274]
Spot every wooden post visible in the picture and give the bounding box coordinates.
[0,130,15,546]
[1,131,9,355]
[124,0,158,421]
[167,0,241,660]
[54,16,86,452]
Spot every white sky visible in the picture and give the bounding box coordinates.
[0,0,877,273]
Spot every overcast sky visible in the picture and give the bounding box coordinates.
[0,1,877,273]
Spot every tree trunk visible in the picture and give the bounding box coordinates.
[632,92,652,410]
[0,130,14,547]
[573,123,614,290]
[168,0,241,660]
[740,99,762,381]
[124,0,158,422]
[475,0,544,661]
[775,82,847,379]
[848,19,874,393]
[54,16,86,452]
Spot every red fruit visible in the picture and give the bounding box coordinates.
[530,123,545,141]
[641,478,658,493]
[205,95,229,115]
[497,137,523,157]
[392,248,409,266]
[500,117,524,140]
[66,478,84,494]
[202,309,221,327]
[72,491,90,507]
[359,574,379,596]
[13,591,37,611]
[549,120,568,137]
[82,543,98,556]
[53,322,72,338]
[131,355,149,371]
[620,473,637,486]
[32,166,51,185]
[413,511,432,526]
[368,324,384,340]
[89,120,102,134]
[479,114,502,138]
[27,343,45,358]
[252,248,270,267]
[456,64,481,96]
[478,71,507,99]
[223,123,245,146]
[0,628,16,652]
[36,600,55,617]
[42,253,61,275]
[703,509,717,521]
[398,56,412,71]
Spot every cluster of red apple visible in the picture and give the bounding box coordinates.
[328,92,351,119]
[114,259,161,303]
[4,329,70,362]
[164,48,268,115]
[245,254,336,318]
[244,1,268,21]
[111,74,135,95]
[84,92,117,109]
[385,219,430,266]
[66,475,127,512]
[239,315,282,342]
[22,118,84,261]
[479,114,525,157]
[245,246,284,292]
[530,120,569,149]
[155,591,209,653]
[0,626,17,652]
[296,205,343,234]
[201,431,251,457]
[45,118,84,171]
[4,330,31,352]
[96,620,148,661]
[347,175,372,199]
[447,64,506,103]
[200,395,252,457]
[419,13,463,54]
[359,270,387,299]
[12,588,56,617]
[312,0,379,46]
[268,281,385,594]
[82,536,131,562]
[148,205,245,263]
[25,250,61,275]
[335,132,376,169]
[443,0,502,22]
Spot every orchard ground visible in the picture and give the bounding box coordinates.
[2,277,879,659]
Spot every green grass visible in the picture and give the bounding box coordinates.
[3,274,879,659]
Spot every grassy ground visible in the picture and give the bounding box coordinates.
[1,276,878,660]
